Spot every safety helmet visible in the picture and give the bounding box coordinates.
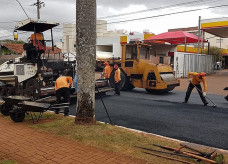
[104,62,109,66]
[198,72,206,78]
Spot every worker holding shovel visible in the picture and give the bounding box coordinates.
[183,72,208,106]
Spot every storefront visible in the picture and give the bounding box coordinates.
[201,17,228,68]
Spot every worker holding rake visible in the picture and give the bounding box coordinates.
[183,72,208,106]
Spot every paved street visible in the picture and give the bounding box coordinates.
[70,80,228,150]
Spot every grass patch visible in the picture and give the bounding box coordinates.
[30,113,201,164]
[1,112,227,163]
[0,159,17,164]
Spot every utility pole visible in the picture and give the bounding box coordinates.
[197,16,201,72]
[32,0,45,19]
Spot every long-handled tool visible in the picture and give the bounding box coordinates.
[95,85,113,125]
[152,144,217,164]
[180,143,217,159]
[143,152,195,164]
[190,82,217,107]
[135,146,195,159]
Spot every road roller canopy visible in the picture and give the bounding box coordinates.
[201,17,228,38]
[14,19,59,32]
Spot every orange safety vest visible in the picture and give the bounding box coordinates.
[187,72,207,92]
[30,33,44,46]
[104,65,111,78]
[114,68,121,82]
[55,76,73,91]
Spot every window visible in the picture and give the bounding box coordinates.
[139,46,150,59]
[216,38,223,43]
[125,45,137,60]
[159,57,164,64]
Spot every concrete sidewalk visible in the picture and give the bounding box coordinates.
[0,116,146,164]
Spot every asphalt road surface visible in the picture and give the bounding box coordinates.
[69,89,228,150]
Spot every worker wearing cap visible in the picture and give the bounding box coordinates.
[114,64,121,95]
[55,73,72,116]
[103,62,111,79]
[183,72,208,106]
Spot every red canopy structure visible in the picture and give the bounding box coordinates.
[145,31,204,44]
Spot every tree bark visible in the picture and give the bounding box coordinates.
[75,0,96,124]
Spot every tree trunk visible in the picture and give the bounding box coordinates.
[75,0,96,124]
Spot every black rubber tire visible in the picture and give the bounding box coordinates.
[145,85,175,94]
[10,111,25,122]
[145,89,166,94]
[109,69,132,91]
[6,86,15,96]
[127,84,135,91]
[25,79,41,100]
[0,105,12,116]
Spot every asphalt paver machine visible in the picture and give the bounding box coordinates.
[0,19,73,99]
[0,19,112,121]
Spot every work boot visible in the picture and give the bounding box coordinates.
[64,107,69,116]
[225,95,228,101]
[204,102,208,106]
[55,109,60,114]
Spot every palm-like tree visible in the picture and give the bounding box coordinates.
[75,0,96,124]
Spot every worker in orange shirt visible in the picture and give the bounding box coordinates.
[103,62,111,79]
[30,32,44,46]
[114,64,121,95]
[55,72,73,116]
[183,72,208,106]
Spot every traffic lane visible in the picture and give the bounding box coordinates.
[119,89,228,108]
[69,90,228,150]
[94,92,228,150]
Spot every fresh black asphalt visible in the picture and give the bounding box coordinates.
[69,89,228,150]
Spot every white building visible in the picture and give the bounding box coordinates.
[60,20,127,54]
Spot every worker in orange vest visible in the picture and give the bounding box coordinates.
[103,62,111,79]
[55,71,73,116]
[30,32,44,46]
[114,64,121,95]
[183,72,208,106]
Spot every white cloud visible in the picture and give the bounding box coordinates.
[0,0,228,41]
[0,30,13,39]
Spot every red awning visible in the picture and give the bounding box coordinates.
[145,31,205,44]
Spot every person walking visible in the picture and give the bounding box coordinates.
[103,62,111,79]
[55,72,73,116]
[114,64,121,95]
[183,72,208,106]
[216,61,220,70]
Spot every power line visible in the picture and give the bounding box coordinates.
[97,4,228,25]
[15,0,30,19]
[98,0,223,19]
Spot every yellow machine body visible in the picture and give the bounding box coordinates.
[108,41,180,92]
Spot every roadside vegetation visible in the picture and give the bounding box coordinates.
[203,46,223,61]
[0,159,17,164]
[30,112,227,163]
[1,112,227,163]
[0,39,25,44]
